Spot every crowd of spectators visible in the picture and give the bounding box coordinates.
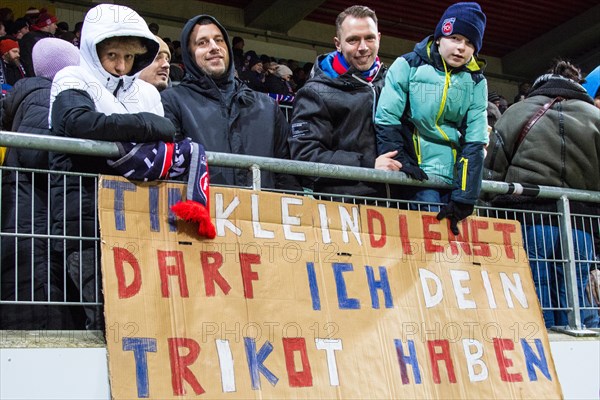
[0,3,598,331]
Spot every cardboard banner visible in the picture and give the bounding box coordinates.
[98,176,562,399]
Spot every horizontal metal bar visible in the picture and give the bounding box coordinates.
[2,130,599,202]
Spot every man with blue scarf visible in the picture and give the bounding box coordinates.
[289,5,401,198]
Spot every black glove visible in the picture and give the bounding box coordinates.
[436,201,474,235]
[401,163,429,181]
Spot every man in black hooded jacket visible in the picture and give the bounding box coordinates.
[161,15,298,190]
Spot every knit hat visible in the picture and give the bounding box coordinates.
[0,39,19,56]
[6,18,29,36]
[488,91,501,103]
[434,2,486,54]
[244,50,261,69]
[32,12,58,31]
[25,7,40,16]
[32,38,80,79]
[275,64,293,79]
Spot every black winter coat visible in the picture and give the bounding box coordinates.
[1,77,54,307]
[289,54,387,197]
[49,89,175,250]
[161,15,298,190]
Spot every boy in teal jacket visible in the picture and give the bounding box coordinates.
[375,2,488,234]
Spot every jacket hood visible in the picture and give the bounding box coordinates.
[528,74,594,104]
[80,4,158,84]
[308,52,385,89]
[180,15,234,83]
[413,35,485,74]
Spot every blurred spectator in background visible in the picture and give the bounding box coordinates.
[19,10,58,76]
[1,38,80,329]
[5,18,29,40]
[0,7,14,28]
[292,66,306,90]
[0,39,26,93]
[485,59,600,328]
[148,22,159,35]
[265,63,294,96]
[139,36,171,91]
[487,91,502,127]
[513,81,531,103]
[239,50,266,91]
[72,21,83,47]
[232,35,244,73]
[23,7,39,27]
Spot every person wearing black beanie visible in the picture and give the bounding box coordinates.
[375,2,488,235]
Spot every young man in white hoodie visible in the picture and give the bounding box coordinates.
[49,4,176,330]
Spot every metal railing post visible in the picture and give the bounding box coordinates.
[250,164,261,191]
[557,195,582,329]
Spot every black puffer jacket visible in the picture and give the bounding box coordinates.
[1,77,53,304]
[289,53,387,197]
[485,74,600,217]
[161,15,298,190]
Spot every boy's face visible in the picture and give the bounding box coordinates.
[188,23,230,79]
[334,15,380,72]
[437,34,475,68]
[98,42,137,77]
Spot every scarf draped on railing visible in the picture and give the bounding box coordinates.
[107,139,216,238]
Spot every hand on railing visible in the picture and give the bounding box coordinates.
[586,268,600,307]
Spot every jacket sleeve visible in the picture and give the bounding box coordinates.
[374,57,415,164]
[289,85,369,168]
[451,79,489,204]
[161,89,184,138]
[483,127,510,182]
[272,105,302,191]
[51,89,175,143]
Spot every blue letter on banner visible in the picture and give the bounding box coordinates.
[365,265,394,309]
[306,262,321,310]
[122,337,158,398]
[102,179,136,231]
[332,263,360,309]
[244,337,279,389]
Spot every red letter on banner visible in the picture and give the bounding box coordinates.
[493,338,523,382]
[423,216,444,253]
[448,222,472,256]
[168,337,205,395]
[493,223,517,259]
[367,209,386,248]
[201,251,231,296]
[158,250,189,298]
[113,247,142,299]
[283,337,313,387]
[399,215,413,255]
[427,339,456,383]
[470,220,491,257]
[239,253,260,299]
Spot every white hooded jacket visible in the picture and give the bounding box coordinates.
[50,4,163,124]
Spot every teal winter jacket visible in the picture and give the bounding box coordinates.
[375,36,488,204]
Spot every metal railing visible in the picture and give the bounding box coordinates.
[1,131,598,332]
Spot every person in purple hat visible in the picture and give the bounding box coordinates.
[375,2,488,235]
